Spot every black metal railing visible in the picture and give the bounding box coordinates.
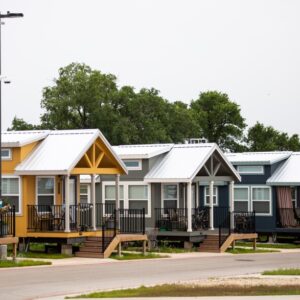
[219,212,231,248]
[234,211,256,233]
[96,203,116,228]
[102,209,117,253]
[27,204,93,232]
[192,207,209,230]
[155,208,188,231]
[120,208,145,234]
[277,208,300,228]
[0,206,15,237]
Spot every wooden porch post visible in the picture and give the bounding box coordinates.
[65,175,70,232]
[229,180,235,230]
[115,174,120,231]
[209,180,214,230]
[91,174,96,230]
[187,181,192,232]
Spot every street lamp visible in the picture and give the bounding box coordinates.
[0,11,23,201]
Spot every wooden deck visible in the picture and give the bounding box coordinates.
[0,236,19,259]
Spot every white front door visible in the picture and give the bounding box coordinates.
[69,178,76,205]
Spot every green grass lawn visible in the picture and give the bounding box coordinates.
[12,251,72,259]
[0,259,51,268]
[236,242,300,249]
[263,268,300,275]
[110,252,169,260]
[67,284,300,298]
[226,247,279,254]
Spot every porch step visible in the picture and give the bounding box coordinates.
[199,235,222,253]
[79,246,104,252]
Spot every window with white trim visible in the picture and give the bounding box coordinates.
[2,177,20,213]
[123,160,142,170]
[80,184,90,204]
[251,186,271,215]
[162,184,178,209]
[37,177,55,207]
[1,148,12,160]
[234,187,249,212]
[237,165,264,175]
[204,187,218,206]
[104,185,124,209]
[128,185,149,214]
[292,187,297,208]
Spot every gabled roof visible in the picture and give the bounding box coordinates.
[113,144,173,159]
[267,153,300,186]
[145,143,240,183]
[15,129,127,175]
[226,151,292,165]
[2,130,49,147]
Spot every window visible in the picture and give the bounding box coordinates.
[1,148,12,160]
[104,185,124,210]
[204,187,218,206]
[128,185,149,214]
[234,187,249,212]
[2,177,20,213]
[292,187,297,208]
[123,160,142,170]
[237,165,264,175]
[162,184,178,209]
[251,186,271,215]
[37,177,55,207]
[80,184,90,204]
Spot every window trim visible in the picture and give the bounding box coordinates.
[204,186,219,206]
[1,148,12,161]
[250,185,272,216]
[233,186,250,212]
[35,176,56,206]
[237,165,264,175]
[2,175,22,215]
[102,181,151,218]
[80,183,90,204]
[161,183,179,209]
[123,160,142,171]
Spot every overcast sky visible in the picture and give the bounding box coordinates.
[1,0,300,134]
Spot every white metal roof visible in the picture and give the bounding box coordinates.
[145,143,240,183]
[226,152,292,165]
[15,129,127,175]
[1,130,49,147]
[267,153,300,186]
[113,144,173,159]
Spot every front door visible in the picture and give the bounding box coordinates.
[69,178,76,205]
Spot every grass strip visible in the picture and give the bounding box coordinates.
[263,268,300,275]
[12,251,72,259]
[127,246,196,253]
[110,252,169,260]
[226,247,279,254]
[236,242,300,249]
[67,284,300,298]
[0,259,51,268]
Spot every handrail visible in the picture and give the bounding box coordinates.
[0,205,15,237]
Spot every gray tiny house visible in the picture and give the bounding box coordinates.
[80,143,258,248]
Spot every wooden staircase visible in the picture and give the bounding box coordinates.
[75,237,106,258]
[199,233,258,253]
[199,235,221,253]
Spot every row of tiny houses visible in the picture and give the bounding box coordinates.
[1,129,299,255]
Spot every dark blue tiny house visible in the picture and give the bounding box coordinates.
[226,152,300,239]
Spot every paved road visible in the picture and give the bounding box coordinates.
[1,252,300,300]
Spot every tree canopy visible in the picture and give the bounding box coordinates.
[9,62,300,152]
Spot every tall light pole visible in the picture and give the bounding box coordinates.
[0,12,23,200]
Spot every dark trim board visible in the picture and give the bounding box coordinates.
[23,237,87,244]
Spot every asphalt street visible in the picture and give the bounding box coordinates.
[1,252,300,300]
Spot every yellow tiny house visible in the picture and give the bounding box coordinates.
[1,129,128,245]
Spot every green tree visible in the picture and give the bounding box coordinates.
[246,122,300,151]
[190,91,246,151]
[8,117,41,131]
